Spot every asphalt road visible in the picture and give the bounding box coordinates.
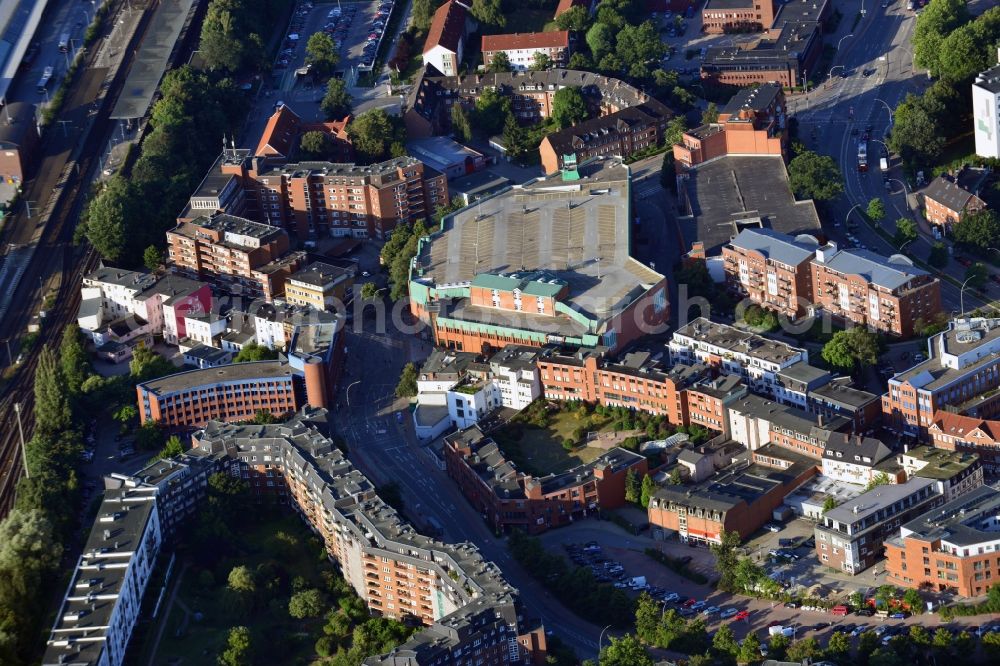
[795,4,1000,314]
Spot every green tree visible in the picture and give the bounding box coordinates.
[894,218,918,247]
[666,116,688,146]
[59,325,92,397]
[81,175,140,263]
[135,420,166,451]
[964,262,989,290]
[867,197,886,224]
[470,0,505,27]
[624,468,641,503]
[953,209,1000,251]
[410,0,439,32]
[711,624,739,662]
[152,435,184,462]
[299,130,333,159]
[822,497,839,514]
[551,86,589,130]
[821,327,880,372]
[701,102,719,125]
[396,362,418,398]
[474,86,513,136]
[615,21,665,79]
[348,109,404,164]
[985,631,1000,658]
[786,636,820,662]
[143,245,164,271]
[531,51,551,71]
[889,91,948,165]
[233,342,279,363]
[305,32,339,76]
[826,631,851,662]
[937,7,1000,83]
[738,632,761,664]
[928,242,949,267]
[869,647,902,666]
[599,634,653,666]
[200,0,246,72]
[909,624,932,647]
[555,5,590,31]
[639,474,656,508]
[250,410,276,424]
[451,103,473,142]
[902,588,923,613]
[130,345,176,381]
[489,51,512,72]
[586,23,615,61]
[288,588,326,619]
[865,471,892,492]
[932,628,954,651]
[768,633,790,660]
[709,530,742,592]
[912,0,970,76]
[218,625,253,666]
[34,346,72,436]
[360,282,381,300]
[788,151,844,201]
[668,468,682,485]
[320,78,352,120]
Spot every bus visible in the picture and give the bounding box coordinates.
[36,66,53,94]
[857,141,868,172]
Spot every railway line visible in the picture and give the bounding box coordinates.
[0,0,144,516]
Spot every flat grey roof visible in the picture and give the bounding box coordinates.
[730,228,818,267]
[813,247,929,291]
[111,0,197,119]
[777,361,831,385]
[673,317,807,366]
[415,160,663,321]
[900,485,1000,547]
[808,382,878,409]
[680,156,822,256]
[894,318,1000,391]
[976,64,1000,95]
[138,360,295,396]
[824,477,937,523]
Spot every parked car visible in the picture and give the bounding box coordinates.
[764,523,782,533]
[889,611,910,619]
[856,608,875,617]
[702,606,720,616]
[663,592,680,603]
[690,600,707,611]
[719,608,738,619]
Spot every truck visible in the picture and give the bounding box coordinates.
[880,157,889,171]
[769,625,795,638]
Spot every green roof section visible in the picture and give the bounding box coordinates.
[470,272,566,298]
[470,274,521,291]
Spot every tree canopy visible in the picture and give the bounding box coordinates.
[299,130,334,159]
[787,151,844,201]
[396,362,418,398]
[305,32,339,76]
[953,209,1000,252]
[912,0,971,77]
[233,342,279,363]
[822,327,881,372]
[347,109,406,164]
[320,78,352,120]
[551,86,589,129]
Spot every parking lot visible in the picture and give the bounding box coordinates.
[653,9,760,79]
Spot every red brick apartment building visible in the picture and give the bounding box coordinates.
[884,485,1000,598]
[537,348,710,425]
[673,83,787,171]
[809,242,941,337]
[192,414,548,664]
[929,411,1000,477]
[722,228,817,318]
[648,454,816,543]
[882,318,1000,438]
[444,426,647,534]
[167,213,303,301]
[685,375,749,434]
[921,168,989,230]
[701,0,777,34]
[481,32,571,71]
[179,147,448,241]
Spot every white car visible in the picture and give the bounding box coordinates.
[719,608,738,619]
[663,592,680,603]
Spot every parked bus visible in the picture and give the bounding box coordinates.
[36,66,54,94]
[857,141,868,172]
[58,33,70,52]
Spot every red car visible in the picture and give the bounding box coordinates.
[733,610,750,621]
[957,256,973,267]
[683,598,698,608]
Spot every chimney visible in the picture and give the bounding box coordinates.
[817,414,824,428]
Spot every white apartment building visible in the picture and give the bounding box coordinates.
[669,317,808,396]
[973,55,1000,159]
[481,31,570,71]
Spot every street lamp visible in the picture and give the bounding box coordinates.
[845,203,864,228]
[346,379,362,406]
[599,624,613,652]
[874,98,893,126]
[836,33,855,52]
[959,275,978,318]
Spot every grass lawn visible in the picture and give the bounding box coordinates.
[148,513,328,665]
[930,133,976,177]
[488,10,555,34]
[493,409,616,476]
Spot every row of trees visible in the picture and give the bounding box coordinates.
[889,79,966,167]
[913,1,1000,83]
[380,219,429,300]
[79,66,247,266]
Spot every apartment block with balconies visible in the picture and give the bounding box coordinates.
[722,228,817,318]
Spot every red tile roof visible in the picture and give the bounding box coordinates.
[554,0,586,17]
[930,410,1000,442]
[256,104,301,159]
[481,31,570,53]
[424,0,467,55]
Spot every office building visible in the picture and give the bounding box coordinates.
[722,228,818,318]
[481,31,570,71]
[701,0,777,34]
[674,83,787,171]
[284,261,355,311]
[884,485,1000,597]
[973,60,1000,159]
[444,426,647,534]
[883,318,1000,437]
[810,242,941,337]
[814,477,943,575]
[648,458,816,543]
[408,160,669,354]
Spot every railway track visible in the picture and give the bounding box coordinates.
[0,1,141,516]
